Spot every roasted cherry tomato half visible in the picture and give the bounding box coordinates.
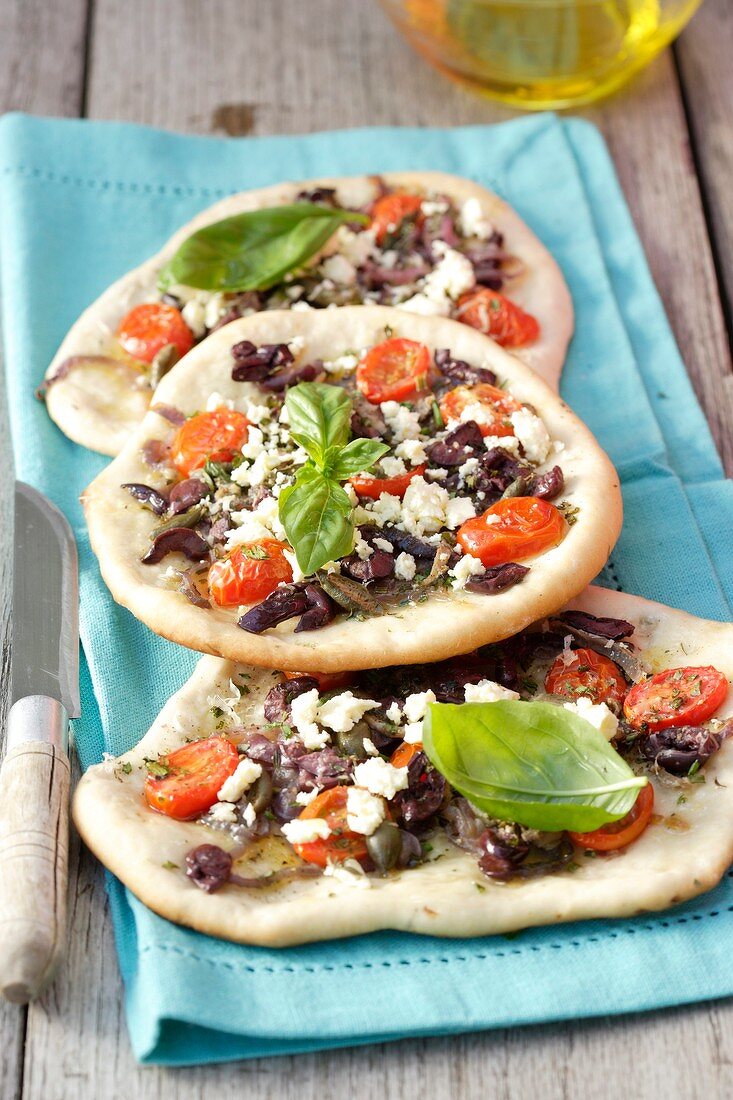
[456,497,565,568]
[569,783,654,852]
[439,382,522,438]
[292,785,369,867]
[545,648,628,709]
[390,741,422,768]
[370,191,423,245]
[284,670,354,692]
[456,289,540,348]
[623,666,728,731]
[117,302,194,364]
[356,338,431,405]
[350,463,427,500]
[171,408,250,478]
[208,540,293,607]
[144,736,240,820]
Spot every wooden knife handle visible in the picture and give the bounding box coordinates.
[0,697,70,1004]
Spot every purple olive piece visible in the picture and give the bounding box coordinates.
[477,825,530,881]
[360,260,428,289]
[367,524,437,560]
[150,402,186,425]
[142,438,172,468]
[263,676,320,723]
[141,527,209,565]
[168,477,209,514]
[466,562,530,594]
[211,292,263,331]
[122,482,169,515]
[297,748,353,792]
[231,340,294,382]
[295,584,339,632]
[394,751,446,827]
[238,584,310,634]
[640,724,725,776]
[185,844,233,893]
[530,465,565,501]
[558,610,635,641]
[340,549,395,584]
[472,448,532,501]
[426,420,485,466]
[434,348,497,387]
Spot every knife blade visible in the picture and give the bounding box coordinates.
[0,482,78,1003]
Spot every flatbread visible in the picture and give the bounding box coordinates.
[72,586,733,947]
[81,306,621,672]
[44,171,573,455]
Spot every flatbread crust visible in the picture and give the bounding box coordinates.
[72,586,733,947]
[45,171,573,455]
[81,306,621,672]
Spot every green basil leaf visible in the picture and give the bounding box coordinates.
[423,700,647,833]
[279,465,354,574]
[158,204,369,293]
[285,382,353,466]
[329,438,390,480]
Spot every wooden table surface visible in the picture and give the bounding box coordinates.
[1,1,732,1096]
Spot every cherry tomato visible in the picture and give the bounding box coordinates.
[208,540,293,607]
[356,338,431,405]
[292,786,369,867]
[456,289,540,348]
[457,497,565,568]
[370,192,423,244]
[390,741,422,768]
[284,670,354,692]
[545,648,628,709]
[439,382,522,438]
[350,463,427,500]
[117,302,194,364]
[171,409,250,477]
[144,736,240,820]
[623,666,728,731]
[569,783,654,852]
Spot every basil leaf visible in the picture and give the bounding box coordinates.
[329,438,390,480]
[158,204,369,293]
[286,382,352,465]
[279,465,354,574]
[423,700,647,833]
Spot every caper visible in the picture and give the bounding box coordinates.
[333,720,371,760]
[500,476,529,500]
[151,502,207,537]
[248,771,273,815]
[366,822,403,873]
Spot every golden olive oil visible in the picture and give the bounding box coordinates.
[382,0,702,108]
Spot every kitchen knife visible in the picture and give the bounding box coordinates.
[0,482,79,1004]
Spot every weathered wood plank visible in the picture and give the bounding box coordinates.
[0,0,90,1092]
[15,1,733,1096]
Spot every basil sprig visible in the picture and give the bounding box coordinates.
[158,203,369,293]
[424,700,647,833]
[279,382,388,574]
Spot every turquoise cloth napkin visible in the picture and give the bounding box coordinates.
[1,111,732,1065]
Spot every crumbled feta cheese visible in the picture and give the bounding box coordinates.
[281,818,332,845]
[323,351,360,376]
[450,553,486,590]
[352,758,409,799]
[242,802,257,827]
[217,758,263,803]
[395,438,428,465]
[181,298,207,338]
[335,225,376,267]
[401,476,449,537]
[402,721,424,745]
[295,788,319,807]
[365,492,403,527]
[317,691,380,733]
[404,690,436,723]
[380,456,407,479]
[253,494,287,540]
[510,408,552,464]
[445,496,476,529]
[423,244,475,305]
[205,391,234,412]
[290,689,329,750]
[240,426,265,461]
[246,403,272,425]
[421,199,449,216]
[346,787,386,835]
[204,294,228,329]
[283,549,305,584]
[323,857,371,889]
[354,533,374,560]
[372,537,394,554]
[225,515,273,548]
[459,196,494,240]
[380,401,422,441]
[321,253,357,286]
[428,467,448,480]
[563,697,619,741]
[208,802,238,825]
[394,552,416,581]
[362,737,379,756]
[398,292,450,317]
[386,701,403,725]
[288,336,306,356]
[458,456,480,480]
[291,300,313,312]
[483,433,520,454]
[464,680,520,704]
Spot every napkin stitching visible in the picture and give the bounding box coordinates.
[134,899,731,973]
[0,163,234,200]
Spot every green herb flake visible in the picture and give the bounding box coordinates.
[162,861,179,871]
[144,758,170,778]
[120,761,133,775]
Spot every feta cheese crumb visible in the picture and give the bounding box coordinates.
[321,253,357,286]
[450,553,486,590]
[323,857,371,889]
[395,438,428,465]
[323,351,360,376]
[401,476,449,537]
[424,243,476,303]
[353,758,409,799]
[402,721,424,745]
[398,292,450,318]
[208,802,238,825]
[290,689,329,749]
[364,491,403,527]
[483,433,520,455]
[206,391,234,412]
[242,802,257,827]
[295,788,319,807]
[386,701,403,724]
[246,403,272,425]
[373,537,394,554]
[335,225,376,267]
[362,737,379,757]
[317,691,380,733]
[563,697,619,741]
[460,196,494,240]
[281,818,332,845]
[217,758,263,803]
[181,298,207,337]
[394,552,417,581]
[346,787,386,836]
[464,680,520,704]
[380,455,407,479]
[380,401,422,441]
[404,690,436,723]
[354,533,374,560]
[445,496,476,529]
[510,408,552,464]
